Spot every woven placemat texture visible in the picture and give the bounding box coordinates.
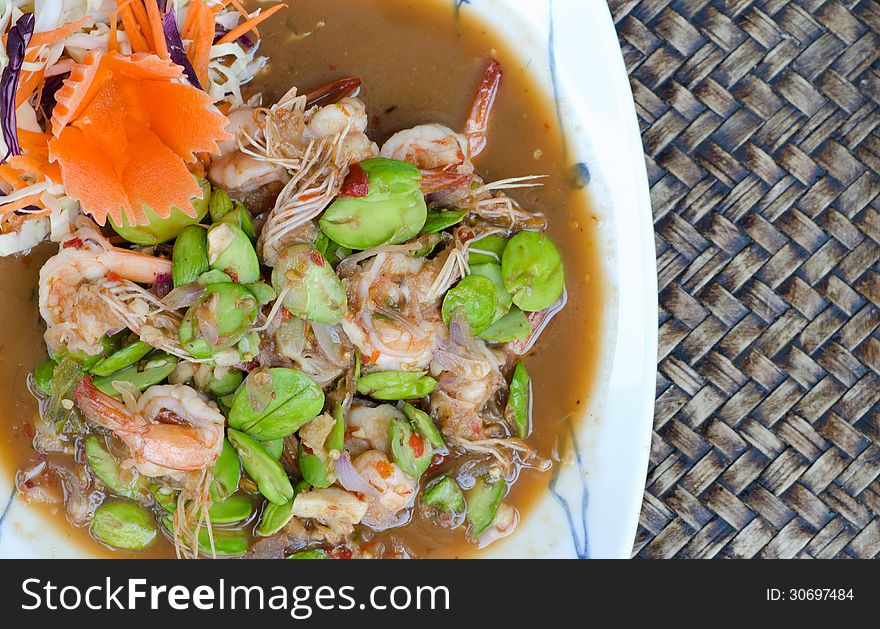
[610,0,880,558]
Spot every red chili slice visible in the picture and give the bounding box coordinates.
[409,432,425,458]
[340,163,369,197]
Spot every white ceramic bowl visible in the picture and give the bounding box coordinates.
[0,0,656,559]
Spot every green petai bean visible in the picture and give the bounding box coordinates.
[501,230,564,312]
[478,308,530,343]
[92,353,178,398]
[228,368,325,440]
[205,368,244,397]
[287,549,328,559]
[357,370,437,401]
[207,494,254,524]
[178,283,259,358]
[506,361,531,438]
[197,527,249,556]
[172,224,210,288]
[244,282,277,306]
[91,501,157,550]
[441,275,497,334]
[256,499,296,537]
[207,223,260,285]
[326,404,345,453]
[465,476,506,538]
[198,269,234,285]
[161,516,249,557]
[90,340,154,377]
[262,439,284,460]
[320,158,426,250]
[422,209,466,234]
[271,244,347,325]
[469,262,513,318]
[85,436,144,499]
[422,476,465,515]
[150,484,178,512]
[209,188,234,222]
[389,416,433,480]
[217,206,257,242]
[255,480,308,537]
[468,235,507,266]
[210,439,241,501]
[298,442,333,488]
[227,428,294,505]
[400,402,444,450]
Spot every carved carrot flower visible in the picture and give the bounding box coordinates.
[48,49,230,226]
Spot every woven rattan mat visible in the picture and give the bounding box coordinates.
[610,0,880,558]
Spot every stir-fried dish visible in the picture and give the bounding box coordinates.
[2,0,597,559]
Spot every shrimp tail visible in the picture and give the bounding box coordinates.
[465,57,502,159]
[419,169,471,194]
[73,377,137,431]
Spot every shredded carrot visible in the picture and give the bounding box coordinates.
[28,17,91,49]
[18,131,53,155]
[143,0,169,57]
[216,3,286,45]
[182,0,202,44]
[117,1,151,53]
[228,0,255,35]
[129,0,156,51]
[188,0,214,87]
[8,154,51,176]
[16,68,44,107]
[108,1,131,52]
[0,166,27,189]
[0,193,45,216]
[181,2,199,40]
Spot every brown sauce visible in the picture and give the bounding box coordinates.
[0,0,604,558]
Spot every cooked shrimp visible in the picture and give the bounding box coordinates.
[430,317,506,441]
[208,151,290,196]
[379,59,544,229]
[305,97,378,162]
[73,379,225,478]
[291,487,369,537]
[229,82,377,266]
[380,123,471,192]
[39,218,171,356]
[380,58,501,194]
[39,219,208,363]
[208,106,291,195]
[339,239,467,371]
[345,402,400,455]
[353,449,418,527]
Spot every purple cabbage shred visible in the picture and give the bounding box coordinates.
[38,73,68,124]
[0,13,35,164]
[157,0,202,90]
